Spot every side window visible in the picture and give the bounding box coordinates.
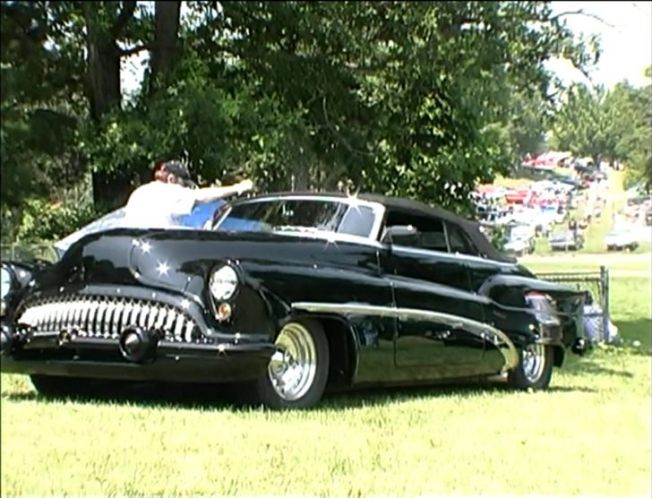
[338,205,376,237]
[383,211,448,252]
[446,222,479,256]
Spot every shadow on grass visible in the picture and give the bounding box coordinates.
[567,362,634,378]
[559,341,647,382]
[546,385,598,393]
[2,391,39,402]
[613,318,652,354]
[1,375,597,412]
[320,381,598,409]
[2,380,244,411]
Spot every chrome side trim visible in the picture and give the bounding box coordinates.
[291,301,519,371]
[390,245,516,268]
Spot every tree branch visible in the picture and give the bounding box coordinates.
[119,44,151,57]
[112,0,137,38]
[322,96,373,158]
[551,9,615,28]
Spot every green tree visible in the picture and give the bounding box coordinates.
[549,73,651,188]
[549,84,606,164]
[2,0,599,241]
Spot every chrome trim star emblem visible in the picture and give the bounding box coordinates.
[156,261,170,276]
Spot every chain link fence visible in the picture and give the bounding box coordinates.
[536,266,611,343]
[1,243,59,264]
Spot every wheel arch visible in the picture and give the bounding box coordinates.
[287,312,359,390]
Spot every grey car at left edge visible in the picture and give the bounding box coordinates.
[0,192,590,409]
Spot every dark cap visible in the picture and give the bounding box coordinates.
[155,160,196,188]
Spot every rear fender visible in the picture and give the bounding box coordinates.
[478,274,584,311]
[479,274,585,347]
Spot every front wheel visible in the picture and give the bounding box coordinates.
[508,343,554,390]
[254,319,329,409]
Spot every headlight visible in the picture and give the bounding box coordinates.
[209,265,239,301]
[1,267,13,300]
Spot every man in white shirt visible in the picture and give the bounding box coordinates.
[123,160,253,229]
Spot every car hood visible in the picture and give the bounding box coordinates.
[32,228,381,298]
[53,201,226,258]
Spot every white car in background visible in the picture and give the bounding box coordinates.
[502,222,536,257]
[549,230,584,251]
[605,229,639,251]
[504,237,534,257]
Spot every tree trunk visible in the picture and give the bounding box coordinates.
[150,1,181,92]
[293,164,310,191]
[83,2,135,209]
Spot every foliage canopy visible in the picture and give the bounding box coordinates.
[0,1,621,240]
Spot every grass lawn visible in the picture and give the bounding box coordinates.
[1,251,650,497]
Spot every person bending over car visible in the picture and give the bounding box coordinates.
[124,160,253,229]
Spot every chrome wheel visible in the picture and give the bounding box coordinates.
[521,343,546,384]
[268,322,317,401]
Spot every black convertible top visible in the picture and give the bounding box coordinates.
[236,191,515,263]
[361,193,514,263]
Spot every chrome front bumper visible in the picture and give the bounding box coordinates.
[1,325,276,383]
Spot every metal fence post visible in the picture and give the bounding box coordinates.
[600,265,610,342]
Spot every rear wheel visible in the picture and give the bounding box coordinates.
[254,319,329,409]
[508,343,553,390]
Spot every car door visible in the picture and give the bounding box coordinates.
[379,209,488,368]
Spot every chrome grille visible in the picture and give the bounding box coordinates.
[17,295,201,343]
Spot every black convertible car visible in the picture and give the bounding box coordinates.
[1,192,589,408]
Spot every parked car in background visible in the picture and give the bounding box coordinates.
[549,230,584,251]
[503,222,536,257]
[503,236,535,257]
[476,207,512,227]
[627,195,652,208]
[547,171,581,189]
[575,164,606,182]
[1,192,589,409]
[605,229,639,251]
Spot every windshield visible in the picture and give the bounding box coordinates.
[214,198,379,238]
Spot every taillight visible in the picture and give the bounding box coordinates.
[525,291,560,326]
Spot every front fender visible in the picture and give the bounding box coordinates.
[1,261,49,320]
